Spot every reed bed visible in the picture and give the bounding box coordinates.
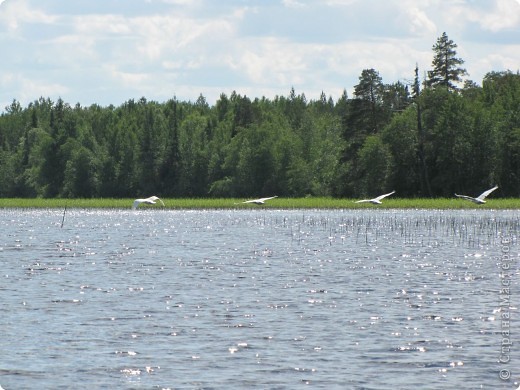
[256,211,520,249]
[0,197,519,209]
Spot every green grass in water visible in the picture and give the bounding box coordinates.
[0,197,519,209]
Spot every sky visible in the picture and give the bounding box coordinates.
[1,0,519,111]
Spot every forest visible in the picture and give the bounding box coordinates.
[0,33,519,199]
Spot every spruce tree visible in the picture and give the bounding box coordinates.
[426,32,468,91]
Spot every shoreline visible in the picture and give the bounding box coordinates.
[1,197,519,209]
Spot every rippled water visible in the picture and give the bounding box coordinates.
[0,208,519,389]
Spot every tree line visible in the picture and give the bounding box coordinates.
[0,33,519,199]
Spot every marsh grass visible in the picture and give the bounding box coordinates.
[303,212,520,248]
[0,197,519,209]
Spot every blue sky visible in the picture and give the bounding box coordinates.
[1,0,519,110]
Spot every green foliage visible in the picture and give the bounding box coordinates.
[381,107,419,195]
[356,135,394,196]
[0,35,519,199]
[1,197,519,209]
[426,32,468,91]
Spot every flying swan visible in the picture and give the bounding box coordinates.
[238,196,278,205]
[132,196,165,210]
[455,186,498,204]
[355,191,396,205]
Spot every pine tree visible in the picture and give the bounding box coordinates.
[426,32,468,91]
[414,64,432,196]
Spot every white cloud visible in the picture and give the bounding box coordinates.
[1,72,68,105]
[158,0,201,5]
[0,0,57,33]
[323,0,360,5]
[402,5,437,36]
[230,37,307,85]
[73,14,133,36]
[432,0,520,33]
[470,0,520,32]
[108,67,150,86]
[1,0,519,110]
[282,0,306,8]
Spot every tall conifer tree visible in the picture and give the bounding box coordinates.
[426,32,468,91]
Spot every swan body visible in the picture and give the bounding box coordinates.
[132,196,165,210]
[455,186,498,204]
[355,191,395,205]
[240,196,278,205]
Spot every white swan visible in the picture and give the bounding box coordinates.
[239,196,278,205]
[455,186,498,204]
[132,196,165,210]
[355,191,395,205]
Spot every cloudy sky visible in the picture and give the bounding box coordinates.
[1,0,519,111]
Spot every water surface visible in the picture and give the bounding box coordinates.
[0,209,519,389]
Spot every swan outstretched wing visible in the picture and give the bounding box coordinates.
[355,191,394,204]
[147,196,165,206]
[242,199,260,204]
[455,194,475,201]
[455,186,498,204]
[241,196,277,204]
[132,196,164,209]
[374,191,395,201]
[257,196,278,202]
[477,186,498,200]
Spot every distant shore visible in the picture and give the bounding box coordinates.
[1,198,519,209]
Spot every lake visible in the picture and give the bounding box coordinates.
[0,208,519,389]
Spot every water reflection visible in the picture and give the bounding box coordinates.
[0,209,518,389]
